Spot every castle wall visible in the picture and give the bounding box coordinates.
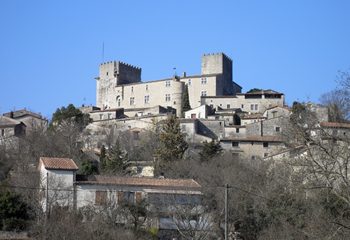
[180,75,218,109]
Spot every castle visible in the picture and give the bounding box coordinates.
[96,53,242,116]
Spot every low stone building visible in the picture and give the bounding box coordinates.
[38,157,203,232]
[3,109,47,131]
[220,135,285,159]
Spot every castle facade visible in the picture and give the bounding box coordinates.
[96,53,242,116]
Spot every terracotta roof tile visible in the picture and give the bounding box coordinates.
[320,122,350,129]
[40,157,79,170]
[77,175,201,189]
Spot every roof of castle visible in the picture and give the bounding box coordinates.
[39,157,79,171]
[76,175,201,189]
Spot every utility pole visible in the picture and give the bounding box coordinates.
[225,183,228,240]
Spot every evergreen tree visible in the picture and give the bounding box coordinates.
[182,84,191,116]
[50,104,91,130]
[0,191,28,231]
[100,141,130,174]
[156,115,188,162]
[199,140,223,161]
[81,160,98,175]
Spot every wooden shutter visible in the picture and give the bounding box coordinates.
[136,192,142,204]
[117,191,124,204]
[95,191,107,205]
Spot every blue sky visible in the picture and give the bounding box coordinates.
[1,0,349,118]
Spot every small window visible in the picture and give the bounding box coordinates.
[250,104,254,111]
[272,111,277,118]
[146,85,148,91]
[241,104,244,109]
[117,99,121,107]
[165,94,171,102]
[236,128,239,133]
[130,97,135,105]
[1,129,4,136]
[188,79,191,85]
[99,114,103,120]
[264,153,269,157]
[95,191,107,205]
[263,142,269,148]
[232,142,239,147]
[227,104,230,109]
[165,80,171,87]
[131,86,134,93]
[144,95,150,104]
[191,113,196,119]
[201,77,207,84]
[255,104,258,111]
[106,72,109,76]
[201,91,207,96]
[251,156,256,160]
[107,113,111,119]
[275,127,280,132]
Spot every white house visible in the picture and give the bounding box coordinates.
[38,157,203,232]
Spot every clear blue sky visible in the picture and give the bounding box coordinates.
[1,0,349,118]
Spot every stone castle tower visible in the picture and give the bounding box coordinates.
[95,53,241,115]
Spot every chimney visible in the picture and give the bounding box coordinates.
[183,72,187,77]
[10,111,14,118]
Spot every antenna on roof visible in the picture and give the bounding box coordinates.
[102,42,105,62]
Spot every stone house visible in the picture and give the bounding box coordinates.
[201,89,285,114]
[220,135,285,159]
[3,109,47,131]
[0,116,26,139]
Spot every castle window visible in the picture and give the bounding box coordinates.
[241,104,244,109]
[165,94,171,102]
[232,142,239,147]
[188,79,191,85]
[227,104,230,109]
[144,95,150,104]
[146,85,148,91]
[250,104,258,111]
[272,111,277,118]
[106,72,108,76]
[99,114,103,120]
[201,91,207,96]
[236,128,239,133]
[263,142,269,148]
[275,126,280,132]
[130,97,135,105]
[1,129,4,136]
[165,81,171,87]
[117,99,121,107]
[131,87,134,93]
[201,77,207,84]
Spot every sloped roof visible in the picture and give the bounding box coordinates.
[320,122,350,129]
[0,116,22,127]
[40,157,79,171]
[77,175,201,189]
[221,135,283,143]
[3,109,43,119]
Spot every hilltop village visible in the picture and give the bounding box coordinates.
[1,53,350,239]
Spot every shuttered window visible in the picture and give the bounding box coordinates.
[95,191,107,205]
